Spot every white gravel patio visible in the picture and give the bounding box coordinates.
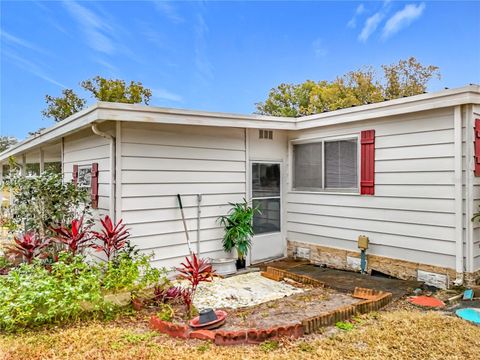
[191,272,304,310]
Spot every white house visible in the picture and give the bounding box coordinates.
[1,85,479,288]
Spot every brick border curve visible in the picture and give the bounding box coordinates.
[150,266,393,345]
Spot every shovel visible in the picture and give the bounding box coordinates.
[177,194,194,255]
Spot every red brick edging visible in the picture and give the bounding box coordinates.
[149,316,304,345]
[149,267,393,345]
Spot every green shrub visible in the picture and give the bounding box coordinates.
[0,252,167,332]
[0,253,107,331]
[101,252,164,293]
[1,170,91,236]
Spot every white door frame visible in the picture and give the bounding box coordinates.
[249,160,284,264]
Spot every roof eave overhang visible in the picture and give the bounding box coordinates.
[1,85,479,162]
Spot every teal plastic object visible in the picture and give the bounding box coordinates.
[463,289,474,301]
[456,308,480,325]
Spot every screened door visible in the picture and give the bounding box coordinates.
[250,162,283,263]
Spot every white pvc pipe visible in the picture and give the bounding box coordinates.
[453,106,464,285]
[91,123,116,221]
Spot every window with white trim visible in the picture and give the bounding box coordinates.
[292,138,358,191]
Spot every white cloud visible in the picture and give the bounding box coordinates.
[152,88,183,102]
[194,13,213,84]
[359,12,384,42]
[3,50,65,88]
[347,3,365,28]
[312,38,328,58]
[62,1,115,54]
[382,3,426,39]
[153,1,184,24]
[0,30,50,55]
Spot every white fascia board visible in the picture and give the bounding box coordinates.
[96,103,297,130]
[0,105,100,162]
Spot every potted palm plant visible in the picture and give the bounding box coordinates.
[218,199,260,270]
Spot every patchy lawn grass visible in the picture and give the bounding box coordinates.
[1,309,479,360]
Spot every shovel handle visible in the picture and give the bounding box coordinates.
[177,194,183,209]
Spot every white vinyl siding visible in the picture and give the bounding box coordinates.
[287,108,458,269]
[63,127,112,216]
[120,122,246,270]
[472,106,480,271]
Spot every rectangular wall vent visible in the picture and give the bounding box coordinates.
[259,129,273,140]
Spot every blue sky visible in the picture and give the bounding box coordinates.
[1,1,479,139]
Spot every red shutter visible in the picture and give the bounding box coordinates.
[72,165,78,186]
[91,163,99,209]
[360,130,375,195]
[475,119,480,176]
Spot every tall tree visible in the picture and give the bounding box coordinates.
[256,57,440,116]
[0,136,18,153]
[80,76,152,105]
[382,57,440,99]
[42,89,86,122]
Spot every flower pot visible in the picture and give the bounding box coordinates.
[131,298,144,311]
[210,258,237,276]
[236,258,246,270]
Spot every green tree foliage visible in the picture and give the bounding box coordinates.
[382,57,440,99]
[42,89,87,122]
[0,136,18,153]
[80,76,152,105]
[256,57,440,116]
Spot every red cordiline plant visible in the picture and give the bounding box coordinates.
[6,232,50,263]
[91,215,129,261]
[51,218,92,256]
[176,253,215,316]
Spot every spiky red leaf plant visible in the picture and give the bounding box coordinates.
[51,218,92,256]
[6,232,50,264]
[176,254,215,316]
[91,215,130,261]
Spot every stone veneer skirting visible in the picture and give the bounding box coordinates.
[150,266,393,345]
[287,240,480,287]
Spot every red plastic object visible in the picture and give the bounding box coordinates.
[189,310,227,330]
[408,296,445,308]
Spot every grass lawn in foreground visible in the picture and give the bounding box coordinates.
[1,306,479,360]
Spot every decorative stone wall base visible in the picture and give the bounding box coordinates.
[287,240,480,288]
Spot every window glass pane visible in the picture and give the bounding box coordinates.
[253,198,281,234]
[325,139,358,188]
[252,163,280,198]
[293,143,322,189]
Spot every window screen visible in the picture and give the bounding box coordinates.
[293,143,322,190]
[324,139,358,188]
[252,163,281,235]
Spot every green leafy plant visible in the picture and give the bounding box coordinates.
[156,303,175,321]
[218,199,260,261]
[1,170,91,237]
[101,252,163,293]
[260,340,279,352]
[0,253,106,331]
[336,321,354,331]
